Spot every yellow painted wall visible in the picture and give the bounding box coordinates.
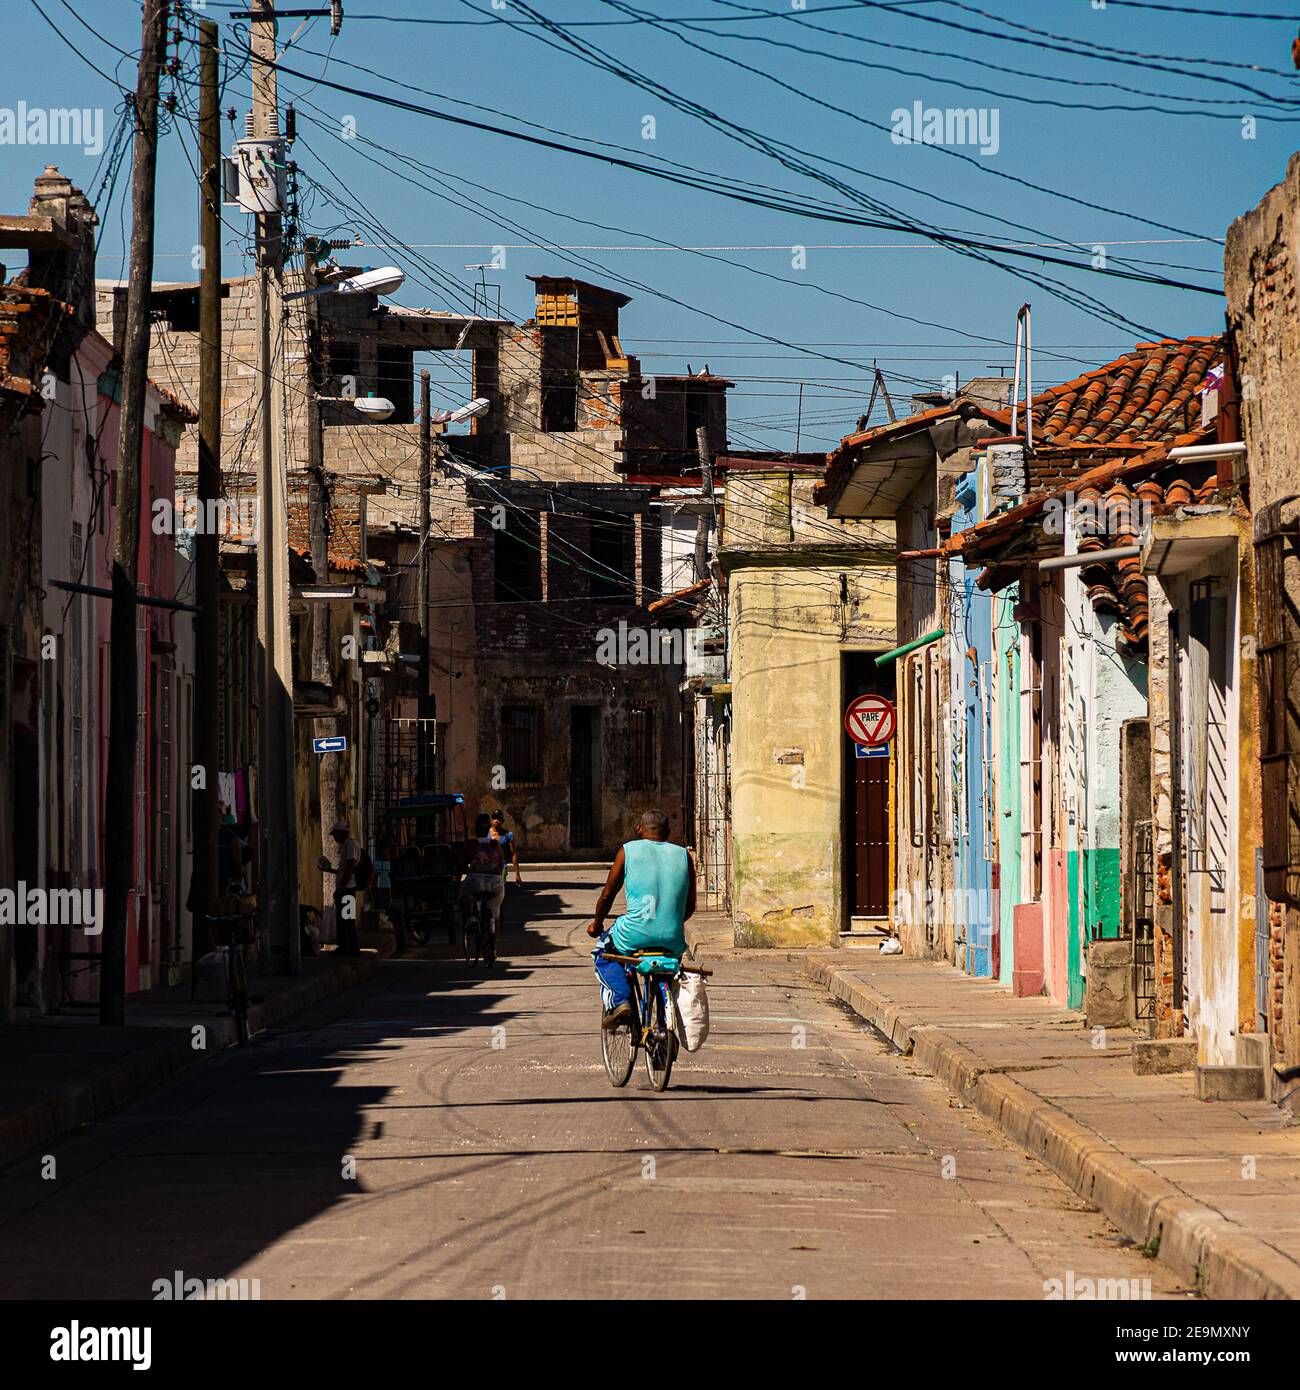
[724,472,895,945]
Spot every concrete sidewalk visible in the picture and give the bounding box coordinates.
[0,953,377,1171]
[801,952,1300,1300]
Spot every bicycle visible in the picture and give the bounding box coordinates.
[462,879,498,968]
[203,911,255,1045]
[599,951,712,1092]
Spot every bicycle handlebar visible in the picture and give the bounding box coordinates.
[600,951,713,977]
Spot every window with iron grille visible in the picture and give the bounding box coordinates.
[627,706,656,788]
[500,705,542,785]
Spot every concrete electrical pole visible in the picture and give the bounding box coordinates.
[248,0,300,973]
[189,17,222,956]
[418,369,434,789]
[305,238,339,911]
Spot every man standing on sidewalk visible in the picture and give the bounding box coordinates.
[319,820,363,957]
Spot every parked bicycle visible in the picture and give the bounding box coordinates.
[599,951,712,1091]
[203,910,256,1045]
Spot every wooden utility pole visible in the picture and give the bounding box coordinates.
[102,0,169,1026]
[417,369,434,788]
[250,0,300,973]
[189,17,221,953]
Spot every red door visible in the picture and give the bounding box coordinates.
[852,752,890,915]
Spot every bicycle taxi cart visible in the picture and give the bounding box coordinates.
[384,792,469,950]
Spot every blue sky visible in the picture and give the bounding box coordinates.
[4,0,1298,449]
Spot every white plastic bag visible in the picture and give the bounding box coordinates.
[674,969,710,1052]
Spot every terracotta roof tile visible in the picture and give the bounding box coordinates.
[816,336,1220,510]
[948,432,1224,650]
[994,336,1223,448]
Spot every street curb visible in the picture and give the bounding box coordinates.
[806,956,1300,1301]
[0,956,376,1172]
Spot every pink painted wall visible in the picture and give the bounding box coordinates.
[1044,849,1070,1006]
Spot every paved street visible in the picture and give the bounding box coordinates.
[0,870,1189,1300]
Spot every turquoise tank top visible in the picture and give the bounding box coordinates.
[610,839,690,955]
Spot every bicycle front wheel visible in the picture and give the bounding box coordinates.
[643,980,674,1091]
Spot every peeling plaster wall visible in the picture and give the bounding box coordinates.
[1145,520,1258,1065]
[1225,151,1300,1081]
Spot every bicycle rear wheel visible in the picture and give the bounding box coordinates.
[642,980,674,1091]
[462,911,476,965]
[226,947,250,1046]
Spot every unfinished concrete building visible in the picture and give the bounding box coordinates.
[119,264,731,860]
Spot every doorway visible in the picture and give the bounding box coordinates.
[569,706,600,850]
[842,653,895,926]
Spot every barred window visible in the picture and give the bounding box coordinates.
[500,705,542,786]
[627,706,656,789]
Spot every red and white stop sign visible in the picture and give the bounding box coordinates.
[844,693,895,747]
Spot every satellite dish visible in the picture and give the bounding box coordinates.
[334,266,406,297]
[354,395,395,421]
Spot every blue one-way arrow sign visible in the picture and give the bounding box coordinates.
[313,736,347,754]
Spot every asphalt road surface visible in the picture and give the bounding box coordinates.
[0,868,1191,1301]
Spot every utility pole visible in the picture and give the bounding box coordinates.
[305,238,338,906]
[189,17,221,956]
[249,0,300,973]
[102,0,169,1026]
[417,368,434,789]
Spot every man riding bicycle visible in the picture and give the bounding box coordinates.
[586,809,697,1030]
